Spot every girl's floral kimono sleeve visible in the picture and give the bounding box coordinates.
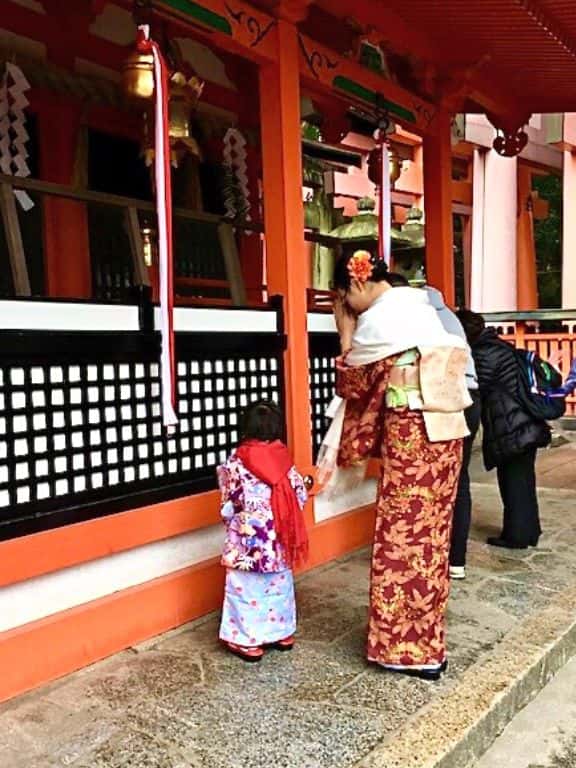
[288,466,308,509]
[335,357,394,467]
[217,461,243,521]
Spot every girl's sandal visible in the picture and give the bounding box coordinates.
[268,635,295,651]
[225,641,264,662]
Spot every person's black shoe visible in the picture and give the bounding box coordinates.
[376,659,448,682]
[487,536,529,550]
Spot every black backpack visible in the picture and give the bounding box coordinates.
[514,348,566,421]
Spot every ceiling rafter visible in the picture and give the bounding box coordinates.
[516,0,576,60]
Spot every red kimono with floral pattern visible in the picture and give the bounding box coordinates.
[336,357,463,669]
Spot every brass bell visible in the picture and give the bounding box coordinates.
[122,48,155,101]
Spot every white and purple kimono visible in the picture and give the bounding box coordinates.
[217,452,307,647]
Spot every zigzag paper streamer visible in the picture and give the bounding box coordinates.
[6,62,30,90]
[0,72,9,175]
[12,155,29,177]
[9,91,29,110]
[222,163,236,220]
[0,135,10,158]
[223,127,251,222]
[11,121,29,141]
[2,63,33,210]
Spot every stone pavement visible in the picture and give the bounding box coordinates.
[2,445,576,768]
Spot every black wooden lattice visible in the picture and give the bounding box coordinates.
[308,333,339,460]
[0,323,285,540]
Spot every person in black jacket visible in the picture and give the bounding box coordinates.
[457,310,550,549]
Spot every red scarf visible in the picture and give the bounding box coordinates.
[236,440,309,568]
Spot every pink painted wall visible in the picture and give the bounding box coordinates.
[471,149,518,312]
[564,114,576,148]
[332,132,423,214]
[563,149,576,309]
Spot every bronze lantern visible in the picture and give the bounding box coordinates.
[393,207,426,286]
[329,197,408,263]
[168,71,204,164]
[368,144,403,186]
[388,149,403,185]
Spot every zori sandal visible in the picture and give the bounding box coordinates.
[224,641,264,662]
[268,635,295,651]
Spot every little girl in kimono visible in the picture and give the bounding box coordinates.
[217,401,309,662]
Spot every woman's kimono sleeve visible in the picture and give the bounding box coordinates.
[335,357,394,467]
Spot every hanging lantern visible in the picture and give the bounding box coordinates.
[168,70,204,164]
[122,32,205,168]
[139,71,205,168]
[367,124,393,264]
[122,46,155,101]
[388,150,403,185]
[368,146,402,185]
[367,145,382,187]
[141,226,157,267]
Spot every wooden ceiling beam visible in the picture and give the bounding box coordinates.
[39,0,108,25]
[516,0,576,61]
[314,0,442,61]
[267,0,314,23]
[0,0,125,69]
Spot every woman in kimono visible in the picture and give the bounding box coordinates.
[319,252,470,680]
[218,401,308,662]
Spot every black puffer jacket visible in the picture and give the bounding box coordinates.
[471,328,551,470]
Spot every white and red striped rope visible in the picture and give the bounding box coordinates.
[139,25,177,427]
[379,143,391,265]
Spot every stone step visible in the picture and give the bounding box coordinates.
[475,656,576,768]
[358,578,576,768]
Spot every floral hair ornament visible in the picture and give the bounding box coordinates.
[347,250,374,283]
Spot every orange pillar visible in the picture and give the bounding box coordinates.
[39,99,91,298]
[259,20,312,471]
[516,165,538,310]
[423,110,455,305]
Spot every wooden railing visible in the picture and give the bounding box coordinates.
[307,288,333,311]
[0,173,263,306]
[486,311,576,417]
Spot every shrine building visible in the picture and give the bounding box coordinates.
[0,0,576,701]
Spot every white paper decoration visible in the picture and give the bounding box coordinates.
[0,63,34,211]
[222,127,251,222]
